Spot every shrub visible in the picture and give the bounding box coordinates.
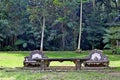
[1,46,18,51]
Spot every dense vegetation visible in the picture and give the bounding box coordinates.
[0,0,120,51]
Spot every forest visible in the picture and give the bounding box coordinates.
[0,0,120,51]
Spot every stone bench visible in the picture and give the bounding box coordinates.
[23,50,49,67]
[33,58,88,70]
[84,49,109,67]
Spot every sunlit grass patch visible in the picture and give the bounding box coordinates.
[0,51,120,68]
[50,61,75,66]
[110,61,120,67]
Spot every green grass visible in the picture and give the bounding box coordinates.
[0,51,88,67]
[0,51,120,80]
[0,70,120,80]
[0,51,120,67]
[0,51,28,68]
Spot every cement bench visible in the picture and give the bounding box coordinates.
[33,58,88,70]
[23,50,49,67]
[84,49,109,67]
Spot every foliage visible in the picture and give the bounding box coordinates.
[103,27,120,48]
[103,26,120,54]
[0,0,120,51]
[116,47,120,54]
[1,45,18,51]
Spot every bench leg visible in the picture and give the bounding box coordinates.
[41,60,45,71]
[76,60,82,70]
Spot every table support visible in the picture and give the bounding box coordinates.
[41,60,45,71]
[76,60,82,70]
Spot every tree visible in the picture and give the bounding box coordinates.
[40,0,46,51]
[51,0,79,50]
[76,0,83,52]
[28,0,50,51]
[103,26,120,54]
[0,0,120,51]
[103,27,120,48]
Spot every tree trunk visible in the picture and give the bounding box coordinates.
[61,0,66,51]
[77,0,82,50]
[92,0,95,9]
[117,0,120,13]
[116,40,119,47]
[0,42,1,49]
[73,30,77,50]
[13,35,17,46]
[92,44,94,50]
[61,23,65,50]
[40,12,45,51]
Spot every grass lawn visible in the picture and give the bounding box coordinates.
[0,50,120,67]
[0,50,120,80]
[0,70,120,80]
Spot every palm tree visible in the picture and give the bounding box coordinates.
[40,10,45,51]
[77,0,82,53]
[40,0,46,51]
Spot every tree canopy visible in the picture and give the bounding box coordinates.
[0,0,120,51]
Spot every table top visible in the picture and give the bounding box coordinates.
[33,57,89,61]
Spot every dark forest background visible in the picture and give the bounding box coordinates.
[0,0,120,51]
